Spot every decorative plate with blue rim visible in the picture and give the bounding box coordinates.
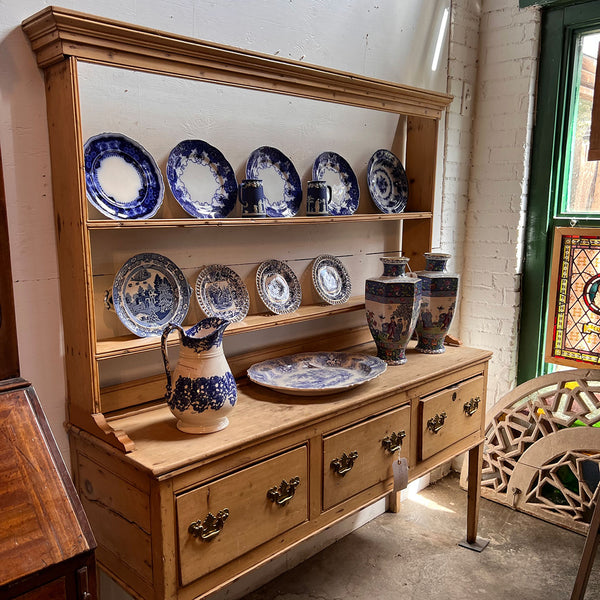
[246,146,302,217]
[312,255,351,305]
[167,140,238,218]
[247,352,387,396]
[195,264,250,323]
[84,133,164,220]
[366,149,409,214]
[256,259,302,314]
[312,151,359,215]
[113,252,191,337]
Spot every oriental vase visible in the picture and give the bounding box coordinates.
[365,256,422,365]
[415,253,459,354]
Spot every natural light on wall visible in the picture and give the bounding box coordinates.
[431,7,449,72]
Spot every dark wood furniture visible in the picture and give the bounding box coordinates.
[0,377,97,599]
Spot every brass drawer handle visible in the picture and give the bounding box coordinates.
[188,508,229,541]
[427,412,447,434]
[267,477,301,506]
[382,431,406,453]
[463,396,481,416]
[330,451,359,476]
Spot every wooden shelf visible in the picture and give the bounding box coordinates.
[86,213,432,230]
[96,297,366,360]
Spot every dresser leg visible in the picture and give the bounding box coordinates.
[458,441,489,552]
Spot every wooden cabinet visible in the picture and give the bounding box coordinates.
[0,378,96,600]
[20,7,492,600]
[66,345,490,599]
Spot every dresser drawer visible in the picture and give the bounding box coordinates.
[419,375,484,461]
[176,445,308,585]
[322,405,410,511]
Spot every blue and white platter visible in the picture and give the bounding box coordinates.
[246,146,302,217]
[367,149,409,214]
[112,252,191,337]
[195,264,250,323]
[312,255,351,305]
[247,352,387,396]
[256,259,302,314]
[312,151,359,215]
[84,133,164,220]
[167,139,238,218]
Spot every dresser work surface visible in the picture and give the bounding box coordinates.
[68,343,491,600]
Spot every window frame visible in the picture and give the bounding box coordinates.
[518,1,600,383]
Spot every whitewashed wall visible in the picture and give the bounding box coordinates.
[1,2,450,598]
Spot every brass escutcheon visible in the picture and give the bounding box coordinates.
[463,396,481,416]
[267,477,301,506]
[188,508,229,541]
[427,412,447,434]
[330,451,359,476]
[381,430,406,453]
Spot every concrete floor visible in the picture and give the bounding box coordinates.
[242,474,600,600]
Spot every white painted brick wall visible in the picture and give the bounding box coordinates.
[442,0,540,406]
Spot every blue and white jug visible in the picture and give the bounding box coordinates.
[161,318,237,434]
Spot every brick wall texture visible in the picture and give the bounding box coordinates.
[443,0,541,405]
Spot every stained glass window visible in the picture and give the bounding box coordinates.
[547,227,600,366]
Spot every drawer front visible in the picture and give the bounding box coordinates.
[177,445,308,585]
[419,375,484,461]
[323,405,410,511]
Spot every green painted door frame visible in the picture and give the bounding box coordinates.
[518,1,600,383]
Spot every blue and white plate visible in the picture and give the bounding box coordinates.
[246,146,302,217]
[113,252,191,337]
[312,151,359,215]
[256,259,302,314]
[247,352,387,396]
[84,133,164,220]
[367,149,409,214]
[195,264,249,323]
[167,140,238,218]
[312,255,351,305]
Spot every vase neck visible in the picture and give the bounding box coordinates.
[424,254,450,272]
[380,257,408,277]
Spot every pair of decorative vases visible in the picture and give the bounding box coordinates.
[365,253,459,365]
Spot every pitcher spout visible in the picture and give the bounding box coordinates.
[183,317,231,352]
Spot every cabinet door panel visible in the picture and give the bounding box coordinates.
[177,445,308,585]
[419,375,484,461]
[323,405,410,511]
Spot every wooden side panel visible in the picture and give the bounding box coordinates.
[403,115,438,270]
[0,146,19,380]
[44,59,110,438]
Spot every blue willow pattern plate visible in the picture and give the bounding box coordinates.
[195,264,250,323]
[113,252,191,337]
[312,255,351,305]
[167,140,238,218]
[367,149,409,214]
[256,259,302,314]
[247,352,387,396]
[84,133,164,220]
[312,151,359,215]
[246,146,302,217]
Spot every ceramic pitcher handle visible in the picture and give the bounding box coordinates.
[161,323,184,397]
